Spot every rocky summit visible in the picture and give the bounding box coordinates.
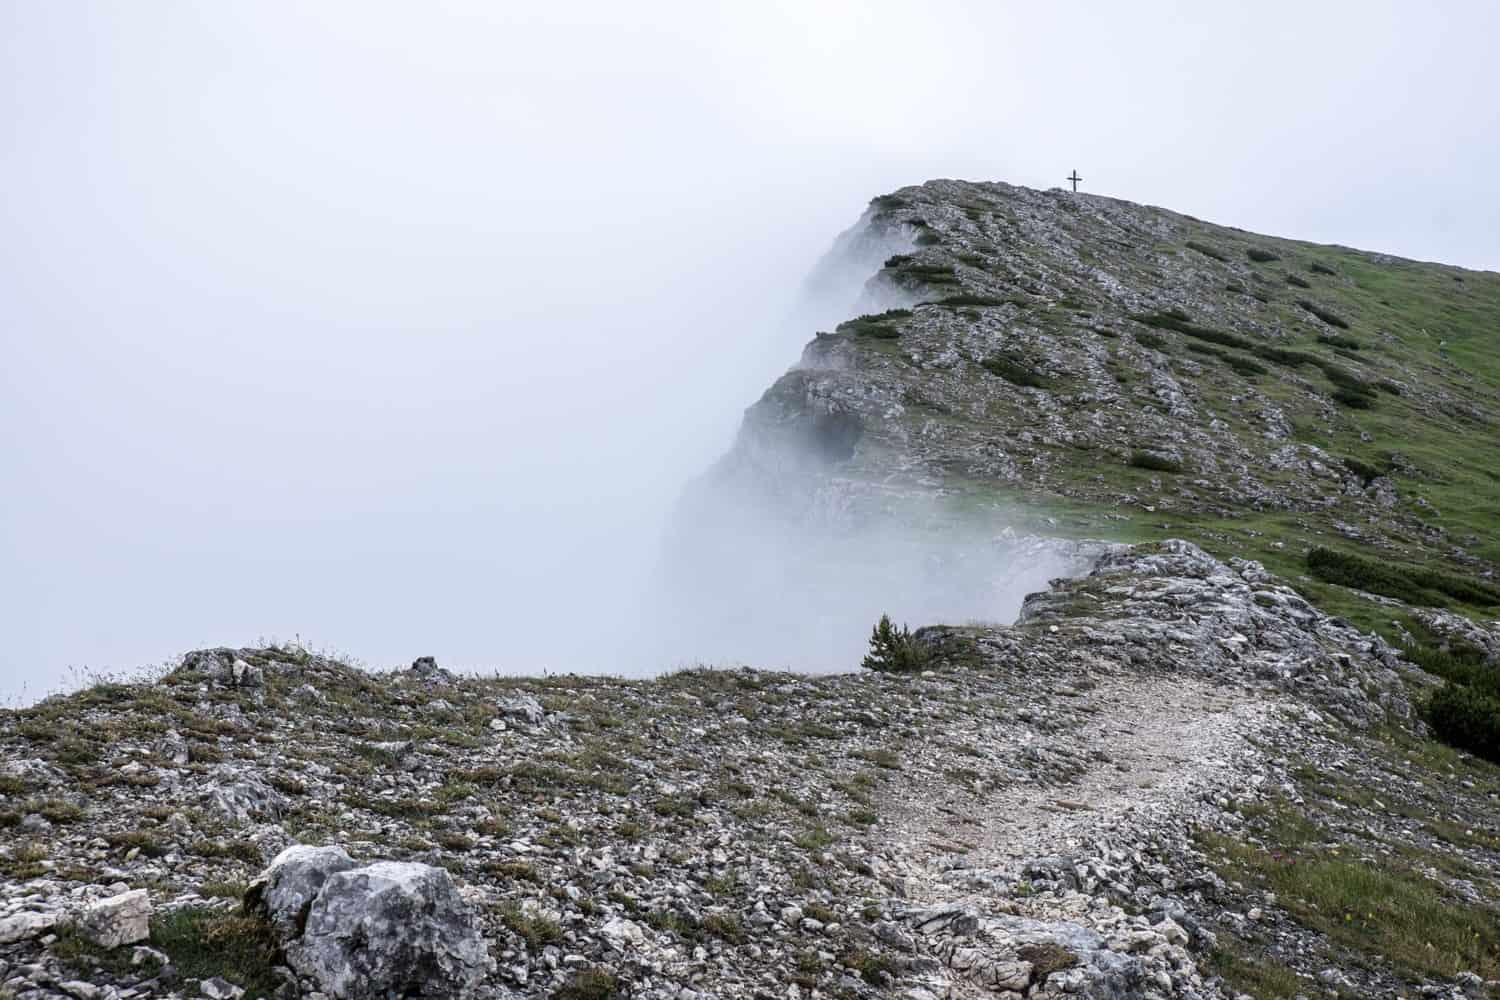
[4,182,1500,1000]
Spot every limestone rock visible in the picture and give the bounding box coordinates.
[79,889,151,949]
[0,910,60,944]
[202,766,288,824]
[245,844,359,938]
[495,694,546,728]
[285,861,493,998]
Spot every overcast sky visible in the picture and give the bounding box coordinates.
[3,2,1497,702]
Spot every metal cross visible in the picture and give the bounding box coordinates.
[1067,170,1082,193]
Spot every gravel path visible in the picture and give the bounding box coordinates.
[883,673,1281,895]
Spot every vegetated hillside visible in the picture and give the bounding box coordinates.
[697,179,1500,753]
[711,179,1500,638]
[4,185,1500,1000]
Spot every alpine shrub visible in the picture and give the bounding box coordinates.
[861,615,927,673]
[1425,684,1500,764]
[1306,547,1500,607]
[1297,299,1350,328]
[1129,450,1183,473]
[1185,240,1228,262]
[837,310,912,340]
[980,356,1051,389]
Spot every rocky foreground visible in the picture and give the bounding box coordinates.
[4,541,1498,999]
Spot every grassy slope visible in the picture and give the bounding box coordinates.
[840,184,1500,645]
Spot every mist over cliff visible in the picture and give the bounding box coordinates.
[5,3,1499,702]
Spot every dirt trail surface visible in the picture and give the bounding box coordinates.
[872,672,1284,1000]
[884,675,1279,877]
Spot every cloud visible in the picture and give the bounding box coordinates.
[2,1,1495,701]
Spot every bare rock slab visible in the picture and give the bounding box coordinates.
[79,889,151,949]
[0,910,61,944]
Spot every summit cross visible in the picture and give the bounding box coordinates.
[1067,170,1082,193]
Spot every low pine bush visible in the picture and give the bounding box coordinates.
[837,310,911,340]
[861,615,927,673]
[1297,299,1351,329]
[1318,333,1362,350]
[1425,684,1500,764]
[931,293,1016,307]
[1129,450,1183,474]
[1185,240,1229,262]
[1132,311,1249,348]
[1341,456,1382,485]
[1306,547,1500,608]
[1333,386,1375,409]
[1406,641,1500,699]
[980,356,1051,389]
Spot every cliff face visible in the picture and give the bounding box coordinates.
[4,184,1500,1000]
[692,180,1500,636]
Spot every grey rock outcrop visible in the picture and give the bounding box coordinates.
[202,766,288,824]
[248,850,493,999]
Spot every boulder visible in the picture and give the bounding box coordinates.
[79,889,151,949]
[409,656,456,684]
[202,767,288,824]
[495,695,546,728]
[181,648,262,688]
[284,861,492,998]
[600,916,645,947]
[245,844,359,937]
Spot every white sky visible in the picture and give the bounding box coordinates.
[3,2,1497,701]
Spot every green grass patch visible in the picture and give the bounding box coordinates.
[150,908,281,996]
[1207,945,1306,998]
[1200,817,1500,981]
[500,904,563,950]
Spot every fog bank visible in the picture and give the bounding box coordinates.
[4,3,1497,702]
